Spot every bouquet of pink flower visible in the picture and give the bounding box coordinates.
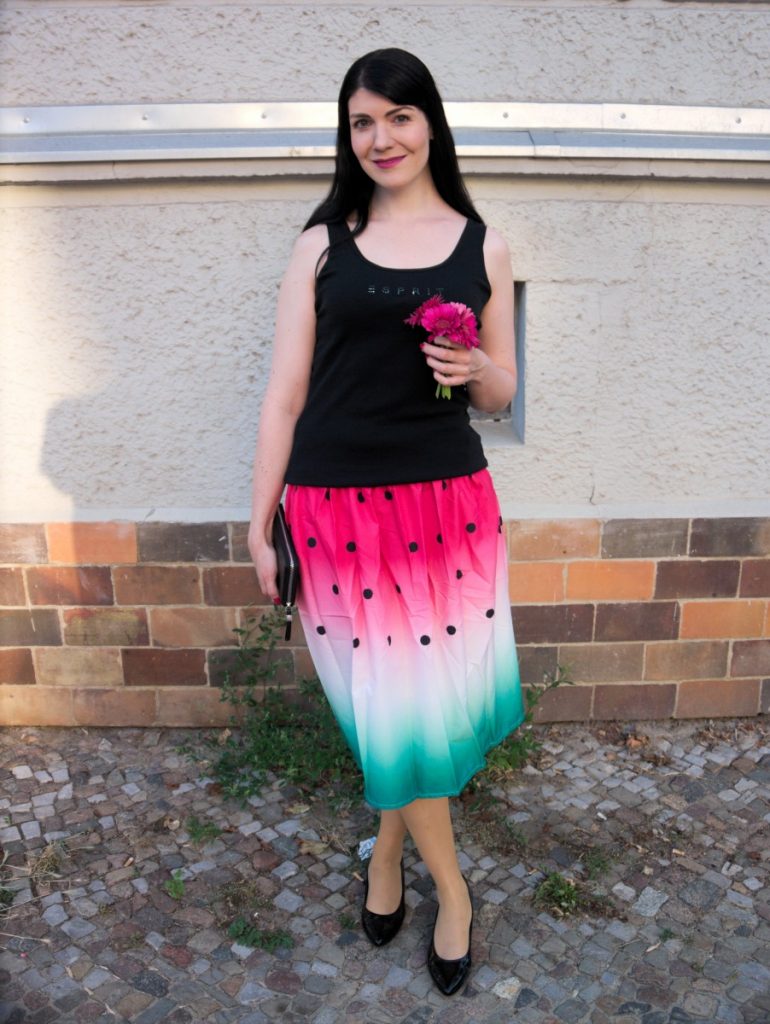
[405,294,480,399]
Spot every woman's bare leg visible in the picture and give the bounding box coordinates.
[365,808,407,913]
[398,797,472,959]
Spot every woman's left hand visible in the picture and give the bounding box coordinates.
[420,338,488,389]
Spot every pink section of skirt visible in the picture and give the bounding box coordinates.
[284,469,525,808]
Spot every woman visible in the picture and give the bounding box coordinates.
[248,48,525,996]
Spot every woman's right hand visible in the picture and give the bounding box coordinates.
[248,530,280,605]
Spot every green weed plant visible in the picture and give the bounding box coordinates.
[228,916,294,951]
[185,816,222,846]
[163,869,186,901]
[209,608,362,805]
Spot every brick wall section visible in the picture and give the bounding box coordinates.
[0,517,768,728]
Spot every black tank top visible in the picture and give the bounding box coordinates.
[284,218,491,487]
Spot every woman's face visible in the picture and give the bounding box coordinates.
[347,88,432,190]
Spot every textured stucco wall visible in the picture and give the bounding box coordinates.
[2,0,769,522]
[1,1,769,108]
[2,176,768,521]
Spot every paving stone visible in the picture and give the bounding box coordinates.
[1,721,769,1023]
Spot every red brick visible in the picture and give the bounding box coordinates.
[644,641,728,681]
[63,607,149,646]
[516,645,558,687]
[137,523,228,562]
[230,522,252,562]
[156,687,233,727]
[595,602,679,642]
[526,681,592,723]
[0,648,35,684]
[508,520,600,561]
[0,609,61,646]
[0,524,47,563]
[740,559,770,597]
[558,643,644,682]
[680,600,765,639]
[654,560,739,599]
[72,687,157,726]
[601,519,688,558]
[0,685,75,725]
[207,647,294,687]
[567,561,655,601]
[690,518,770,557]
[150,607,238,647]
[676,678,760,718]
[0,568,26,605]
[35,647,123,687]
[123,648,207,686]
[46,522,137,565]
[239,606,306,648]
[761,679,770,715]
[203,567,267,606]
[292,647,316,680]
[113,565,201,605]
[27,567,113,606]
[731,640,770,678]
[593,683,676,720]
[508,562,565,603]
[511,604,594,644]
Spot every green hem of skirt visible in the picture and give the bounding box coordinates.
[361,704,528,811]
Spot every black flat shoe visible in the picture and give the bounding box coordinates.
[361,857,406,946]
[427,876,473,996]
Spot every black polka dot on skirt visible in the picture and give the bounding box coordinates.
[395,584,401,594]
[346,541,356,552]
[357,492,365,502]
[436,533,443,544]
[332,584,339,594]
[486,609,495,618]
[324,488,330,500]
[456,570,463,579]
[447,625,457,635]
[387,636,392,645]
[316,625,326,635]
[408,542,419,552]
[466,522,476,533]
[420,635,431,645]
[442,480,447,490]
[363,588,373,599]
[384,490,393,500]
[307,537,317,547]
[353,638,360,648]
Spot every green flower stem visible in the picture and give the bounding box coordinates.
[436,383,452,399]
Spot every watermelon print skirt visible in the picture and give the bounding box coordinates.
[283,469,525,810]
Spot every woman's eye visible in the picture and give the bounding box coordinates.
[352,119,370,129]
[393,114,410,123]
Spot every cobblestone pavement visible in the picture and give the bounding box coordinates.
[1,718,769,1024]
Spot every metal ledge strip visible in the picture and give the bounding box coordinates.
[1,101,769,165]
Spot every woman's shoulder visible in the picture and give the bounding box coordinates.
[294,222,331,254]
[480,224,510,258]
[284,223,333,276]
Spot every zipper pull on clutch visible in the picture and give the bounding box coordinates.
[284,605,292,642]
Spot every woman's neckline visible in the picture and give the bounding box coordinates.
[343,218,471,272]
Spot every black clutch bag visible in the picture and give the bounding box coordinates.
[272,503,299,640]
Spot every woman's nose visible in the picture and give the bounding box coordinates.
[373,121,393,150]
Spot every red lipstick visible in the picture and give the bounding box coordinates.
[373,156,405,169]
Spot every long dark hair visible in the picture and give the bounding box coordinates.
[303,48,483,235]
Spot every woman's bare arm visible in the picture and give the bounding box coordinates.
[247,224,327,600]
[420,226,517,413]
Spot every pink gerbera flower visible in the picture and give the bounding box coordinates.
[404,294,480,398]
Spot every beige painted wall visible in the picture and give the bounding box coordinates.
[2,0,769,523]
[2,1,768,108]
